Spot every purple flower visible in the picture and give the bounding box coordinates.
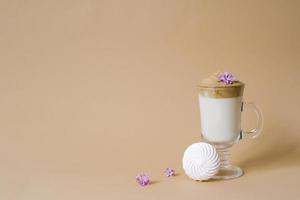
[218,71,236,85]
[164,167,175,177]
[135,174,150,186]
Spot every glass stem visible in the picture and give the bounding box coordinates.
[216,147,231,168]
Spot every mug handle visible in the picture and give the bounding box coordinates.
[240,102,264,139]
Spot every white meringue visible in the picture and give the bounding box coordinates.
[182,142,220,181]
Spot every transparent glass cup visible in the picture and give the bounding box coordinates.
[198,83,263,180]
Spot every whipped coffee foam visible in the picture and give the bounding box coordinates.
[198,71,244,98]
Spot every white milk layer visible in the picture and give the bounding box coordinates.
[199,95,242,143]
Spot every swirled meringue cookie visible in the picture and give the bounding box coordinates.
[182,142,220,181]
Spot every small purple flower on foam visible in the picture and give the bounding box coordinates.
[135,174,150,186]
[218,71,236,85]
[164,167,175,177]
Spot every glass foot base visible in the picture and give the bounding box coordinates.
[212,165,243,180]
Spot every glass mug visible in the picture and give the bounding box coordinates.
[198,82,263,180]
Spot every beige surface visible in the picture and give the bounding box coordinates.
[1,0,300,199]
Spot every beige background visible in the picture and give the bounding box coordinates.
[1,0,300,199]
